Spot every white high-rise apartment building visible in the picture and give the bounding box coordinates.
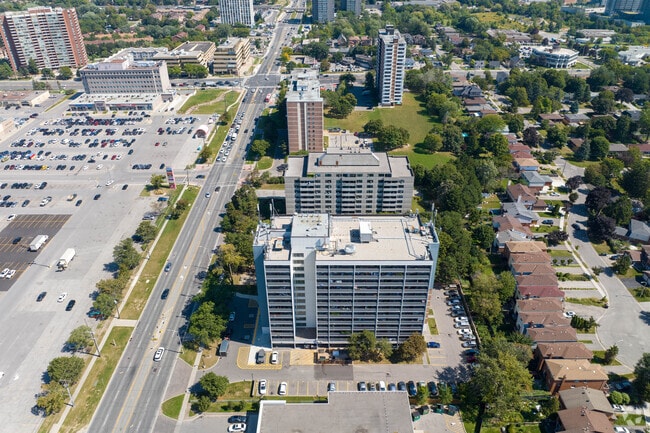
[219,0,255,28]
[376,25,406,106]
[253,214,440,348]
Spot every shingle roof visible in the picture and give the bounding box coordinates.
[536,342,593,360]
[557,408,614,433]
[527,326,576,342]
[545,359,609,382]
[517,298,563,312]
[559,388,614,415]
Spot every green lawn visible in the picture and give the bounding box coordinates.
[162,395,185,419]
[390,150,454,170]
[256,156,273,170]
[591,350,622,366]
[178,89,226,114]
[428,317,439,335]
[630,287,650,302]
[480,194,501,210]
[324,93,437,145]
[615,414,646,426]
[565,297,608,308]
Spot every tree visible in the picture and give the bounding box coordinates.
[590,136,610,161]
[566,176,583,191]
[217,243,245,279]
[604,345,619,365]
[395,333,427,362]
[195,395,211,412]
[438,382,453,405]
[66,326,92,352]
[421,132,443,153]
[540,396,560,417]
[348,330,391,362]
[113,238,141,270]
[585,187,611,216]
[363,119,384,136]
[569,192,579,203]
[47,356,85,385]
[473,224,495,250]
[633,353,650,401]
[0,62,13,80]
[36,383,66,415]
[134,221,157,244]
[584,165,607,187]
[468,273,503,326]
[464,347,532,420]
[57,66,73,80]
[199,373,229,400]
[93,292,116,318]
[613,255,632,275]
[569,101,580,114]
[41,68,54,79]
[364,71,375,91]
[621,162,650,200]
[188,301,225,348]
[476,114,505,134]
[415,384,428,405]
[523,127,541,148]
[546,125,568,148]
[442,124,465,154]
[376,125,409,151]
[250,139,270,157]
[27,58,39,75]
[589,214,616,243]
[150,174,166,189]
[600,158,624,181]
[591,90,615,114]
[605,196,633,226]
[547,230,569,246]
[303,41,329,60]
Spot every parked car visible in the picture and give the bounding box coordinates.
[65,300,76,311]
[397,381,406,392]
[36,291,47,302]
[407,381,417,396]
[256,349,266,364]
[258,379,267,395]
[542,219,554,225]
[428,381,438,397]
[228,416,247,424]
[427,341,440,348]
[358,381,367,391]
[57,293,67,303]
[228,423,246,432]
[270,351,279,364]
[278,382,287,395]
[327,382,336,392]
[387,383,397,391]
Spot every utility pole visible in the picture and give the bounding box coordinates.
[63,381,74,407]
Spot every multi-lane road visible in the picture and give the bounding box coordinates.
[86,4,300,433]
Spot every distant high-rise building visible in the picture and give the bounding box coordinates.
[286,70,324,153]
[284,149,414,215]
[0,7,88,72]
[312,0,335,23]
[605,0,643,15]
[219,0,255,28]
[376,25,406,106]
[341,0,362,16]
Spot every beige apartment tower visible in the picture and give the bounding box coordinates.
[286,70,324,153]
[0,7,88,71]
[213,38,251,75]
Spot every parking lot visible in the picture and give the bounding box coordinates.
[0,214,69,291]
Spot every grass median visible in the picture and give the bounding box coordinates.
[162,395,185,420]
[38,327,133,433]
[121,186,199,319]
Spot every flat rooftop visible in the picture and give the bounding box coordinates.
[256,214,438,262]
[287,70,321,103]
[286,148,412,178]
[258,392,414,433]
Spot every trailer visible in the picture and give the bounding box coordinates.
[57,248,76,270]
[29,235,49,252]
[218,340,229,357]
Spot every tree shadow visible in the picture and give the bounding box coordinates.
[103,262,119,274]
[639,311,650,326]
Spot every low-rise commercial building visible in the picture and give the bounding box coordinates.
[79,55,171,94]
[152,41,215,67]
[68,93,166,112]
[213,38,250,75]
[253,213,440,348]
[531,47,579,68]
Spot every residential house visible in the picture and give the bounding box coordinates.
[564,113,590,126]
[507,184,547,211]
[556,408,615,433]
[516,311,570,333]
[568,138,584,151]
[514,157,540,172]
[453,85,483,98]
[543,359,609,394]
[534,342,593,371]
[493,215,534,252]
[623,249,642,267]
[528,327,577,344]
[517,285,565,301]
[539,113,565,124]
[511,262,556,276]
[629,143,650,156]
[558,388,615,417]
[521,171,553,191]
[609,143,628,156]
[508,251,552,268]
[502,200,539,225]
[505,241,547,257]
[628,219,650,243]
[515,298,563,315]
[641,245,650,269]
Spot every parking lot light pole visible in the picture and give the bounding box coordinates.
[114,299,121,319]
[89,329,101,358]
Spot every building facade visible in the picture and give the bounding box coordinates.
[531,47,579,68]
[80,55,172,94]
[152,41,215,68]
[0,7,88,71]
[253,214,439,348]
[213,38,251,75]
[286,70,324,153]
[376,25,406,106]
[284,149,414,214]
[312,0,335,23]
[341,0,362,15]
[219,0,255,27]
[605,0,643,15]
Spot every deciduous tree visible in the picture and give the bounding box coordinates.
[348,330,392,362]
[395,333,427,362]
[66,326,92,353]
[47,356,84,385]
[199,372,229,400]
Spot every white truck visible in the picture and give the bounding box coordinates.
[57,248,76,270]
[29,235,49,252]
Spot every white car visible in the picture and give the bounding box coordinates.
[153,347,165,361]
[7,214,16,221]
[270,351,279,364]
[615,428,630,433]
[457,328,472,335]
[563,311,576,318]
[454,322,469,329]
[96,164,103,170]
[258,379,267,395]
[228,424,246,432]
[454,316,468,323]
[57,292,67,303]
[0,268,9,278]
[5,269,15,279]
[105,180,114,186]
[278,382,287,395]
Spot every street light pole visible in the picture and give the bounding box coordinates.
[63,381,74,407]
[114,299,121,319]
[89,329,101,358]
